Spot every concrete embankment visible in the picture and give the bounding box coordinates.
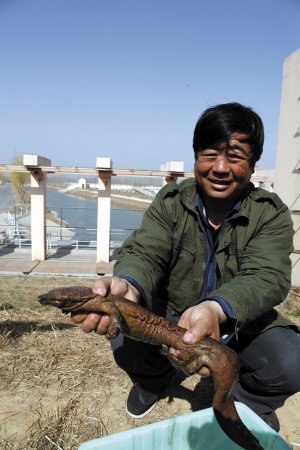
[49,184,152,211]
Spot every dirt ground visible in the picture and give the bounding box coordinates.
[0,275,299,450]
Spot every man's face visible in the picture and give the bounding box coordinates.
[194,132,254,208]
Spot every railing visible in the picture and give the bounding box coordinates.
[0,224,136,254]
[1,198,142,255]
[7,212,31,239]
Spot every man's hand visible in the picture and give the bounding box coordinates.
[71,276,140,335]
[170,300,227,376]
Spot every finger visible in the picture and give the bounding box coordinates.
[92,278,111,296]
[94,315,111,336]
[93,277,130,298]
[183,324,206,344]
[80,313,102,333]
[199,366,211,377]
[70,313,88,324]
[168,346,180,357]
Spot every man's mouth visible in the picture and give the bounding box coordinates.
[206,179,233,191]
[208,179,232,186]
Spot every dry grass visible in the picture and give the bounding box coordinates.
[0,277,121,449]
[0,275,299,449]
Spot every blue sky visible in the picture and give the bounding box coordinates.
[0,0,299,171]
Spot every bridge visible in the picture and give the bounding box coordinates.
[0,154,274,264]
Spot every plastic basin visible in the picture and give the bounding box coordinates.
[79,402,290,450]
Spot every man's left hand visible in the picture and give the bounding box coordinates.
[169,300,227,376]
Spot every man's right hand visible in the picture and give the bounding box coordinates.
[71,276,140,335]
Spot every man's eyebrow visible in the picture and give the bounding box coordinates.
[209,144,221,150]
[227,143,248,153]
[205,142,226,150]
[203,142,249,153]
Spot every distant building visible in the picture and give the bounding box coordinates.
[252,168,274,192]
[274,48,300,285]
[160,160,184,172]
[78,177,87,189]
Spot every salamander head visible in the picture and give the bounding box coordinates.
[37,286,96,310]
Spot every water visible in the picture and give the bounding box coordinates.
[46,188,145,243]
[0,184,14,210]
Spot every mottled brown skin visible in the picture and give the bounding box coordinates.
[38,286,264,450]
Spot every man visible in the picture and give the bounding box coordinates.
[72,103,300,431]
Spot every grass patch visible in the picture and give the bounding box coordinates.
[0,275,299,449]
[287,310,300,318]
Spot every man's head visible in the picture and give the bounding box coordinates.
[193,103,264,209]
[193,102,264,167]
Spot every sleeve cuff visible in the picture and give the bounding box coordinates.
[205,295,236,344]
[206,295,237,320]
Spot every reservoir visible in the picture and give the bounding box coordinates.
[46,188,145,243]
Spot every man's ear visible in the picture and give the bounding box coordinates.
[250,162,255,174]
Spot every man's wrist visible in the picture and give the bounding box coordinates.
[118,275,149,307]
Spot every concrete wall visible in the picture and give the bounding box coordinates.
[274,48,300,285]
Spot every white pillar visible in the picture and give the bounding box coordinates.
[163,174,179,186]
[30,170,47,261]
[23,154,51,261]
[161,161,184,186]
[96,157,113,263]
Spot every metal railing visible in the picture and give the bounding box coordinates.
[0,200,142,253]
[0,225,136,253]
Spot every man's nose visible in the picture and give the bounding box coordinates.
[212,155,230,172]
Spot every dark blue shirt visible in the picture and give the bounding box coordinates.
[196,193,237,343]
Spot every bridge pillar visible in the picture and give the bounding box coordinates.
[161,161,185,186]
[23,154,51,261]
[96,158,113,263]
[164,174,180,185]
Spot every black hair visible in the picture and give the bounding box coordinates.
[193,103,264,165]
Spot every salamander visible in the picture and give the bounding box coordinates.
[38,285,264,450]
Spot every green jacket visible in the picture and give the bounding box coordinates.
[114,178,295,336]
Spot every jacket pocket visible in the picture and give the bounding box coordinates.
[223,245,244,283]
[166,238,204,314]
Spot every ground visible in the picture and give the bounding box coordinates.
[0,275,299,450]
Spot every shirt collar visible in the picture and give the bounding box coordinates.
[195,191,241,223]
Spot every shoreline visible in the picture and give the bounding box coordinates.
[48,184,151,211]
[111,196,150,211]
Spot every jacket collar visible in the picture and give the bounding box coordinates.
[195,191,241,223]
[178,178,248,222]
